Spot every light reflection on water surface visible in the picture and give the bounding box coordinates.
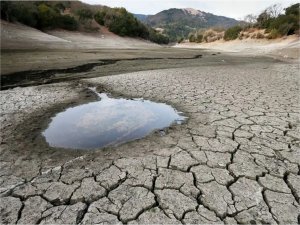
[43,91,186,149]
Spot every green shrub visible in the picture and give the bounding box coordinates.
[278,23,294,36]
[36,3,58,28]
[35,3,78,31]
[189,34,196,42]
[196,34,203,43]
[95,7,144,37]
[76,8,93,21]
[57,15,78,31]
[224,26,242,41]
[268,14,299,35]
[94,9,107,25]
[149,29,169,44]
[267,29,280,39]
[0,2,38,27]
[177,37,184,43]
[188,33,203,43]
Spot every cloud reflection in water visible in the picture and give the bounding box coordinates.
[43,93,186,149]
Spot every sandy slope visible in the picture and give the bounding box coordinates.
[0,20,158,49]
[47,29,158,49]
[0,20,71,49]
[176,35,300,61]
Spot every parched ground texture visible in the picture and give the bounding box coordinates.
[0,60,299,224]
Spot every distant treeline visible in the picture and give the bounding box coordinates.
[189,3,299,42]
[254,3,299,39]
[1,1,79,30]
[0,1,169,44]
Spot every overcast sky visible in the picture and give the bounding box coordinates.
[81,0,298,19]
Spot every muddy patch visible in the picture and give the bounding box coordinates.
[1,55,203,90]
[43,88,186,149]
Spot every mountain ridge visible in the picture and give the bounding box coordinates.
[134,8,240,41]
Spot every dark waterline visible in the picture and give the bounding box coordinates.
[1,55,203,90]
[43,90,186,150]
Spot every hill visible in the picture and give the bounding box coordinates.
[0,1,169,44]
[135,8,240,41]
[133,14,149,22]
[0,19,159,50]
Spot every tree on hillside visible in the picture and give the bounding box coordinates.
[76,8,93,22]
[244,14,257,27]
[37,3,57,28]
[267,3,300,36]
[1,1,168,44]
[54,3,66,13]
[0,1,12,21]
[256,10,272,28]
[95,7,142,37]
[255,3,299,38]
[94,7,107,25]
[266,4,283,18]
[1,2,38,26]
[35,3,78,30]
[94,7,169,44]
[285,3,300,16]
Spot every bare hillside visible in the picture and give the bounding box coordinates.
[176,35,300,61]
[0,20,159,50]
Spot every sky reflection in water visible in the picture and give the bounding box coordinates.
[43,92,186,149]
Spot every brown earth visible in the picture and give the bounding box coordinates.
[176,35,300,62]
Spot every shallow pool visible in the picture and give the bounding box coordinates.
[43,89,186,149]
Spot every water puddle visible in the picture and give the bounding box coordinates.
[43,89,186,149]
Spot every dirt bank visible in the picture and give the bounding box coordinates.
[176,35,300,62]
[0,20,158,50]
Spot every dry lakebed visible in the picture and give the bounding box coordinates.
[0,49,299,224]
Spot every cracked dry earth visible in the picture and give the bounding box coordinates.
[1,61,300,224]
